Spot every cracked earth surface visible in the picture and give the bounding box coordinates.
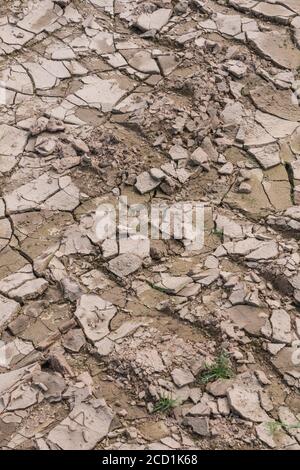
[1,0,300,451]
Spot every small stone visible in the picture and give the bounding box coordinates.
[256,422,276,449]
[48,350,74,377]
[206,379,234,397]
[238,182,252,194]
[47,400,114,450]
[62,329,86,353]
[184,417,210,437]
[155,273,191,294]
[0,266,48,302]
[227,386,269,422]
[0,294,20,328]
[60,277,83,302]
[226,60,248,78]
[72,139,89,154]
[119,236,150,259]
[149,168,166,181]
[247,144,280,169]
[190,147,209,166]
[135,9,172,32]
[169,145,189,161]
[255,370,271,386]
[171,368,194,387]
[102,239,118,260]
[75,294,117,343]
[135,172,160,194]
[95,337,114,357]
[217,397,230,416]
[108,253,142,277]
[32,371,66,402]
[218,162,234,175]
[187,402,210,416]
[270,309,292,344]
[245,241,278,261]
[35,136,57,156]
[47,119,65,133]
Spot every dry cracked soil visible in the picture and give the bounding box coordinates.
[1,0,300,451]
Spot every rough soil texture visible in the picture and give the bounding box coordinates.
[1,0,300,451]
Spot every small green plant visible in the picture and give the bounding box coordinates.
[266,420,300,436]
[288,422,300,429]
[266,421,282,436]
[153,396,177,414]
[212,228,224,239]
[199,352,234,384]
